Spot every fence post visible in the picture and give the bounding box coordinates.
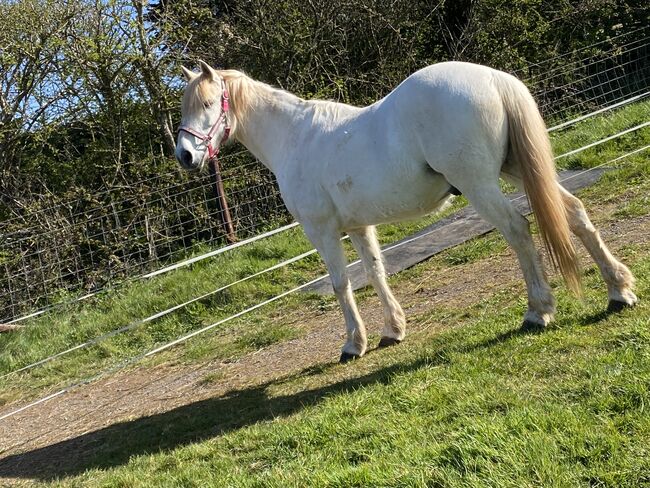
[210,157,237,243]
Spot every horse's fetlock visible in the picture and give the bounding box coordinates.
[607,286,638,307]
[382,309,406,339]
[524,309,553,326]
[528,293,555,317]
[602,262,634,287]
[343,337,366,357]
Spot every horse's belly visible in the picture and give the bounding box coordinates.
[335,171,452,228]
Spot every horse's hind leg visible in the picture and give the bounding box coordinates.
[455,180,556,328]
[348,226,406,347]
[559,186,637,311]
[302,222,367,362]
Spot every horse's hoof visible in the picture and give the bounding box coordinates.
[339,352,360,364]
[378,337,402,348]
[607,299,635,313]
[520,320,545,333]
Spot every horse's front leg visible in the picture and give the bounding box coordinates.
[348,226,406,347]
[302,222,367,362]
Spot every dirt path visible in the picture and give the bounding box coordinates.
[0,213,647,485]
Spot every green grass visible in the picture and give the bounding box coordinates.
[549,98,650,170]
[0,99,649,486]
[18,253,650,487]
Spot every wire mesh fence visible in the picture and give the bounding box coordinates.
[521,28,650,123]
[0,154,289,321]
[1,27,648,323]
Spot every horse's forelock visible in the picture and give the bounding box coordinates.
[182,76,219,117]
[181,68,269,139]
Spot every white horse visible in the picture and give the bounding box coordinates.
[176,60,637,363]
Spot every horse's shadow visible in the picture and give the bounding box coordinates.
[0,352,446,481]
[0,311,613,482]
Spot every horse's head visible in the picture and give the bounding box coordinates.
[175,61,231,172]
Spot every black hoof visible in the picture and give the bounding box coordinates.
[607,299,633,313]
[339,352,360,364]
[378,337,402,348]
[520,320,545,333]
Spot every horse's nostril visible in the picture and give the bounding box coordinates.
[179,149,193,168]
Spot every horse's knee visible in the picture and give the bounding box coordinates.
[499,212,533,249]
[330,274,351,296]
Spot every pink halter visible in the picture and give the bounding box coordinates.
[177,80,231,161]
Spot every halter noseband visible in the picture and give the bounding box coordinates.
[177,80,231,161]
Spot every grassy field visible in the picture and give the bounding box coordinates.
[0,99,649,486]
[51,259,650,487]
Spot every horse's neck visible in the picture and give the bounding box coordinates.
[235,83,366,174]
[235,86,305,173]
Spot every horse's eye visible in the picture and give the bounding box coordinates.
[203,100,214,109]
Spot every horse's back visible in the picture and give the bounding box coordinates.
[395,61,504,105]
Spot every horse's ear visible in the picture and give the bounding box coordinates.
[181,66,197,82]
[198,60,217,82]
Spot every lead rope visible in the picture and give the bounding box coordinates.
[211,81,236,243]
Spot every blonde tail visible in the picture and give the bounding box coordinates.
[494,71,582,296]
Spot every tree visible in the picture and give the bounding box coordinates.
[0,0,80,176]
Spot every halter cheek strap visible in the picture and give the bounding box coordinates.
[177,80,231,161]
